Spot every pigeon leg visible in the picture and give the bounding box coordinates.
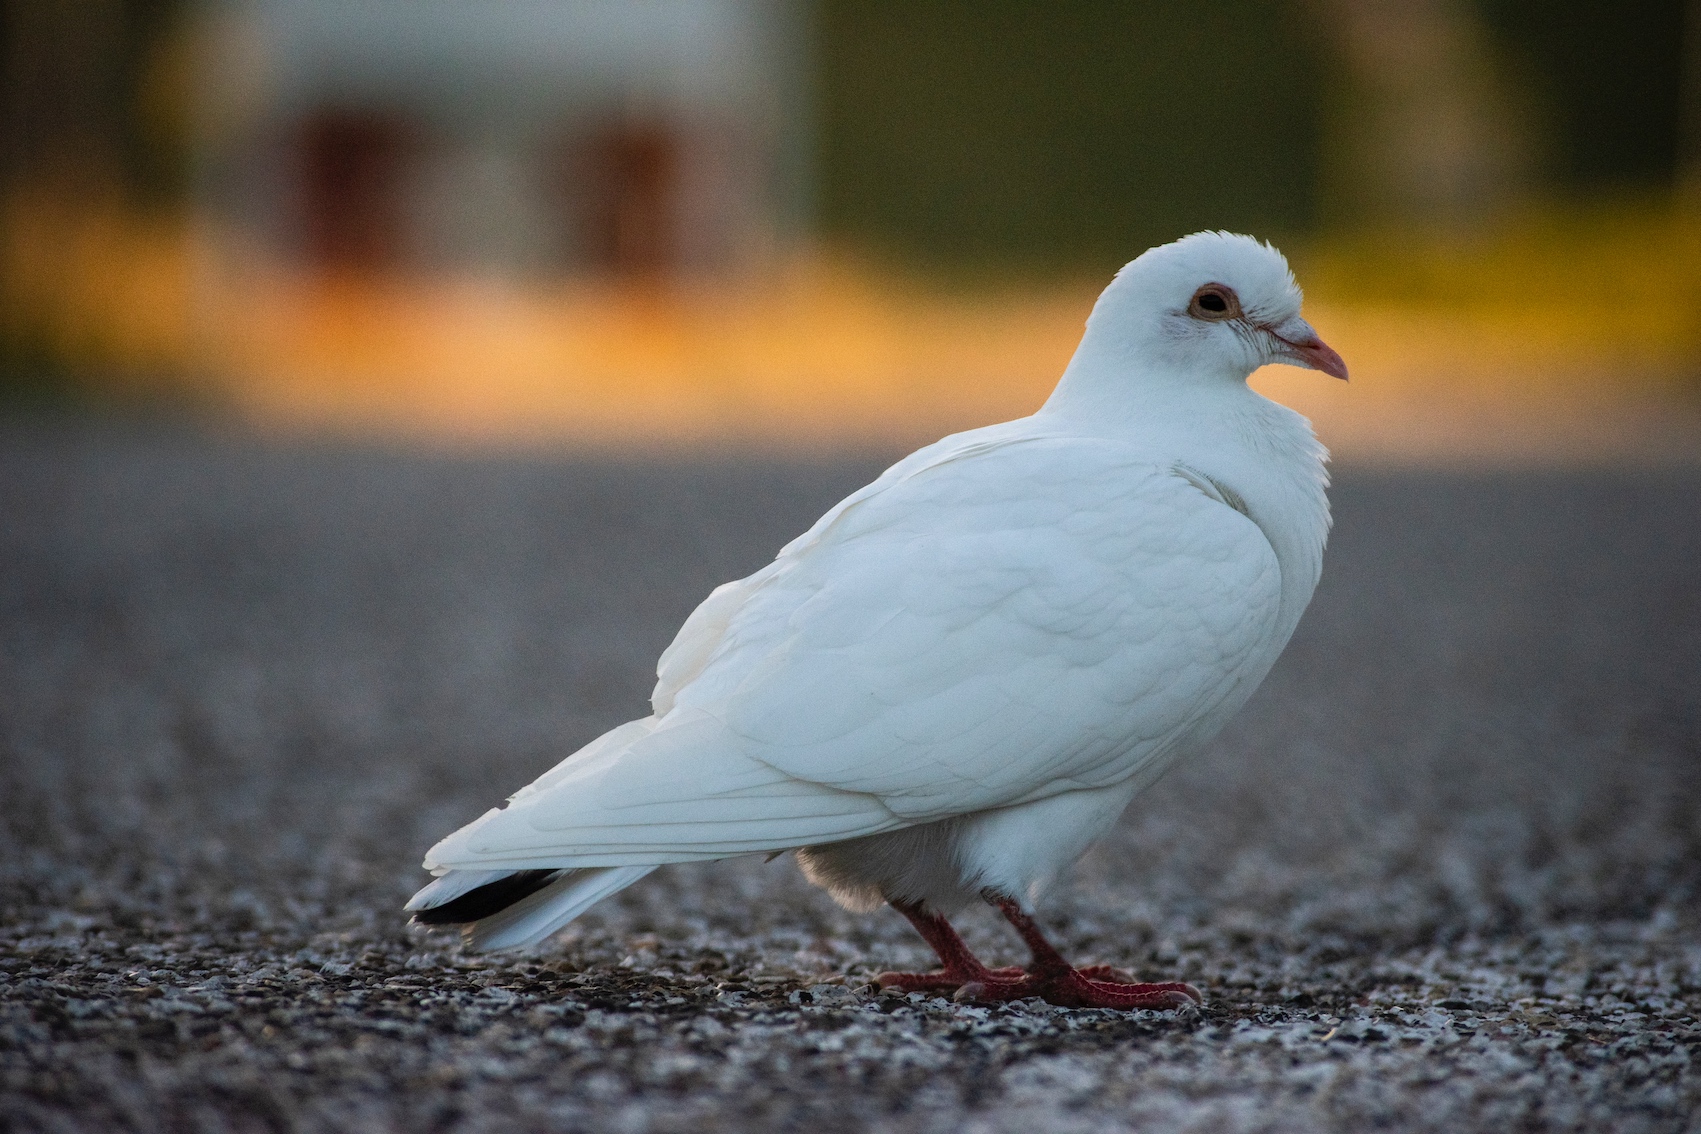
[981,895,1202,1010]
[875,899,1025,995]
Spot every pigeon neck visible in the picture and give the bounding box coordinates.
[1039,345,1255,429]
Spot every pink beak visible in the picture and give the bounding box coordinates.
[1264,319,1349,381]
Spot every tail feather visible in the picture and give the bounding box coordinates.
[407,869,563,926]
[405,868,513,914]
[405,865,657,952]
[466,866,657,951]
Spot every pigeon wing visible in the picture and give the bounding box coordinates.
[425,433,1282,873]
[697,435,1284,813]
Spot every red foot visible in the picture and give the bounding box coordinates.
[964,970,1201,1009]
[876,898,1201,1011]
[878,963,1199,1009]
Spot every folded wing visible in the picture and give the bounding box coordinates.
[425,432,1282,875]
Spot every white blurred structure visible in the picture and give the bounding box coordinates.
[1316,0,1539,229]
[196,0,810,279]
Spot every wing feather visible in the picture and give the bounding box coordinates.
[425,430,1283,873]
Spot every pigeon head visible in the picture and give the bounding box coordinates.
[1079,231,1347,384]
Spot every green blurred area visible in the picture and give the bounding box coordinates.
[1475,0,1690,190]
[0,0,188,201]
[813,0,1326,274]
[812,0,1695,274]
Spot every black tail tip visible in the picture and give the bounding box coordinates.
[410,869,562,926]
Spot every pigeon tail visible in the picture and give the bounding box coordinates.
[407,869,563,926]
[408,866,657,951]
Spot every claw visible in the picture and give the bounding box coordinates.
[952,981,988,1003]
[1064,975,1203,1010]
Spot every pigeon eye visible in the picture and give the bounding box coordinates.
[1188,284,1241,321]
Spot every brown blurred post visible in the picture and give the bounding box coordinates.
[293,108,417,274]
[576,118,681,280]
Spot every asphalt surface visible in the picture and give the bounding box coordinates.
[1,421,1698,1133]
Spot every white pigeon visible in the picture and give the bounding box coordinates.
[408,231,1346,1009]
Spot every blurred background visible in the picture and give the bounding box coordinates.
[3,0,1700,461]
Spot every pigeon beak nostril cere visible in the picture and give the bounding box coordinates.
[1263,316,1349,381]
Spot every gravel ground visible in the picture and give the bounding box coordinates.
[1,421,1698,1133]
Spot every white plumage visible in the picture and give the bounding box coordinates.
[408,232,1345,1004]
